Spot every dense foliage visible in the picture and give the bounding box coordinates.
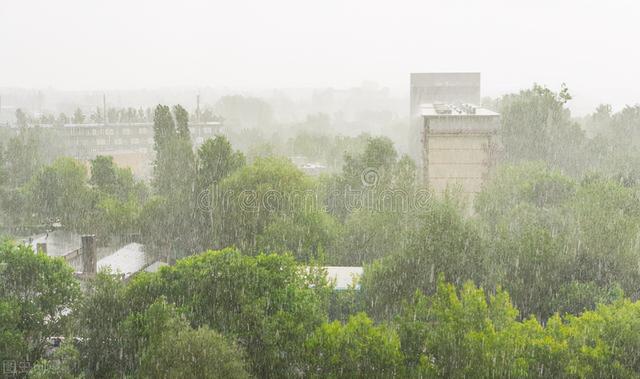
[4,88,640,376]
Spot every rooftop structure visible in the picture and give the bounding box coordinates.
[97,243,147,279]
[410,72,481,116]
[409,73,482,174]
[27,230,81,258]
[144,260,169,273]
[324,266,363,290]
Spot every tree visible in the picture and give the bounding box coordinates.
[15,108,28,128]
[304,313,403,378]
[139,325,249,379]
[324,136,417,223]
[90,155,144,202]
[332,208,411,266]
[342,136,398,190]
[76,271,130,378]
[476,162,640,320]
[89,107,103,123]
[570,176,640,297]
[395,279,570,378]
[26,157,94,230]
[490,210,575,320]
[256,209,339,262]
[126,248,331,377]
[29,341,82,379]
[474,162,576,229]
[361,199,488,320]
[56,112,69,126]
[87,155,147,242]
[213,156,337,260]
[195,135,246,250]
[196,135,245,190]
[4,132,44,188]
[151,104,195,200]
[498,84,588,173]
[0,241,80,365]
[139,196,175,261]
[560,299,640,377]
[0,144,7,188]
[72,108,85,124]
[173,104,190,140]
[214,95,273,128]
[550,281,623,316]
[89,156,119,192]
[146,104,197,258]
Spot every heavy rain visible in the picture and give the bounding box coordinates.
[2,1,640,378]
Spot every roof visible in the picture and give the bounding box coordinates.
[324,266,363,290]
[144,261,168,273]
[97,243,147,278]
[27,230,81,257]
[62,121,221,128]
[421,103,499,117]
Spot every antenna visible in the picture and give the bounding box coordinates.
[196,94,201,123]
[103,93,107,125]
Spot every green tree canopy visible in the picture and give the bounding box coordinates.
[0,241,80,365]
[305,313,403,378]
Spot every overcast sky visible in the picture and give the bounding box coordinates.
[1,0,639,114]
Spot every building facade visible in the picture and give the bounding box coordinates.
[409,73,482,172]
[2,121,222,178]
[420,103,499,201]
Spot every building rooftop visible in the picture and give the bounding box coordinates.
[420,103,499,117]
[0,121,222,129]
[144,261,169,273]
[27,230,81,257]
[324,266,363,290]
[97,242,147,278]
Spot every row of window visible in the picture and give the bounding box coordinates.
[78,136,207,146]
[66,126,214,137]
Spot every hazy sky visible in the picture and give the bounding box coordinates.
[1,0,639,114]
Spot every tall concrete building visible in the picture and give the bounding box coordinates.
[409,73,499,202]
[409,73,481,167]
[420,103,499,200]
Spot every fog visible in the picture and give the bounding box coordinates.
[6,2,640,378]
[2,0,640,115]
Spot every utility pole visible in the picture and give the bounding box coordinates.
[103,93,107,125]
[196,94,201,123]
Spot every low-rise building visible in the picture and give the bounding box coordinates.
[1,121,222,178]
